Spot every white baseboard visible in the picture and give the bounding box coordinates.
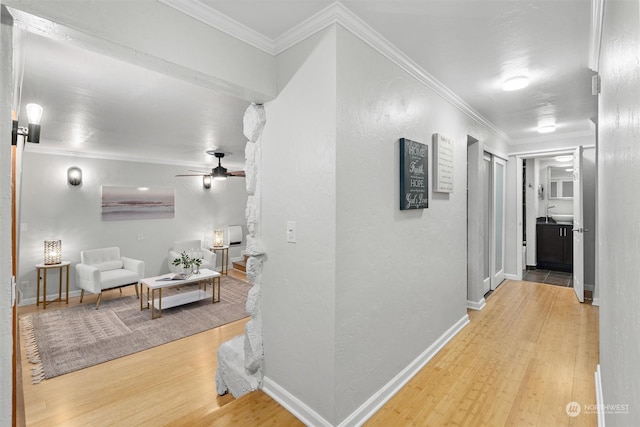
[592,298,600,307]
[504,273,520,281]
[467,298,486,311]
[595,364,605,427]
[262,377,333,427]
[19,289,83,307]
[585,283,594,292]
[263,314,470,426]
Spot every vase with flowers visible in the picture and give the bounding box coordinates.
[172,251,202,277]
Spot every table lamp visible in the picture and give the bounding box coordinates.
[44,240,62,265]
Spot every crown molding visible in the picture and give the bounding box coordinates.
[160,1,510,142]
[273,2,511,143]
[157,0,275,54]
[588,0,604,72]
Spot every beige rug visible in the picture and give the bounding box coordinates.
[21,275,250,383]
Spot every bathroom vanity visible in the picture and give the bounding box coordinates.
[536,220,573,272]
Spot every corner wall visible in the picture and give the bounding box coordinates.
[17,151,247,303]
[598,0,640,423]
[0,5,14,424]
[262,23,511,425]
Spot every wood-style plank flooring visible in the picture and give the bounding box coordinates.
[18,279,598,426]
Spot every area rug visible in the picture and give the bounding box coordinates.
[20,275,251,383]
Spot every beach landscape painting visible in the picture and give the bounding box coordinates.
[102,186,175,221]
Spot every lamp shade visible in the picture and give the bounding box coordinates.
[213,229,224,247]
[44,240,61,265]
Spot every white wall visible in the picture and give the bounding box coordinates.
[598,0,640,424]
[17,151,247,304]
[262,27,338,422]
[0,5,14,424]
[262,23,510,425]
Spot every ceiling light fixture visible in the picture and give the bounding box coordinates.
[502,76,529,91]
[555,155,573,162]
[538,125,556,134]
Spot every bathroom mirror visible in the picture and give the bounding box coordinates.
[548,166,574,199]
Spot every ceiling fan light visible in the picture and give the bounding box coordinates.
[213,166,227,181]
[502,76,529,91]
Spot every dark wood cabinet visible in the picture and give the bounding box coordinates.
[536,224,573,272]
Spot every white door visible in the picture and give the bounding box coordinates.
[492,157,506,290]
[482,153,491,294]
[572,147,585,302]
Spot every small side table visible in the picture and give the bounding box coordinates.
[35,261,70,309]
[211,246,229,275]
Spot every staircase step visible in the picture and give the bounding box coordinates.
[233,260,246,272]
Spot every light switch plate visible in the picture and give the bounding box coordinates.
[287,221,296,243]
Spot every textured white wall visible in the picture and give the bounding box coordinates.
[598,0,640,424]
[3,0,276,101]
[261,27,338,421]
[0,6,14,424]
[335,27,468,421]
[17,151,247,304]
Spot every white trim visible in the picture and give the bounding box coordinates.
[157,0,275,54]
[23,144,215,170]
[592,297,600,307]
[262,377,333,427]
[585,283,595,292]
[595,364,605,426]
[263,314,470,426]
[467,298,486,311]
[509,145,596,158]
[19,289,83,307]
[589,0,605,72]
[504,273,520,281]
[163,1,511,144]
[510,130,595,146]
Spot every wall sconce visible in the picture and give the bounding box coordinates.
[213,229,224,247]
[44,240,62,265]
[67,166,82,186]
[12,103,44,145]
[203,175,211,189]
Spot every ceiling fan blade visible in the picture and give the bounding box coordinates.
[175,174,207,177]
[227,170,245,177]
[188,169,210,173]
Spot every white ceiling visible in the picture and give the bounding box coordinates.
[16,0,597,169]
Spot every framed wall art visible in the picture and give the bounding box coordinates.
[433,133,454,193]
[399,138,428,210]
[102,186,175,221]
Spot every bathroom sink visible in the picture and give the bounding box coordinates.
[551,214,574,223]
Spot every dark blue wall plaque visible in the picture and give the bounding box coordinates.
[399,138,428,210]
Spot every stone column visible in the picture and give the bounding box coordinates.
[215,103,266,397]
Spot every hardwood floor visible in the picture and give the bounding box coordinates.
[18,279,598,426]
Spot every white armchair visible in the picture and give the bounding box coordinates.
[75,247,145,309]
[168,240,216,273]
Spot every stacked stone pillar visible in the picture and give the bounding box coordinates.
[215,103,266,397]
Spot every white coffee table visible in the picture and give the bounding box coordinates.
[139,268,221,319]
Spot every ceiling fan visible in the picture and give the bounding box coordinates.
[175,151,245,181]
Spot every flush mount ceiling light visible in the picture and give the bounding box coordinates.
[555,155,573,162]
[538,125,556,134]
[502,76,529,91]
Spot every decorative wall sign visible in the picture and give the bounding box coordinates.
[433,133,454,193]
[399,138,428,210]
[102,186,175,221]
